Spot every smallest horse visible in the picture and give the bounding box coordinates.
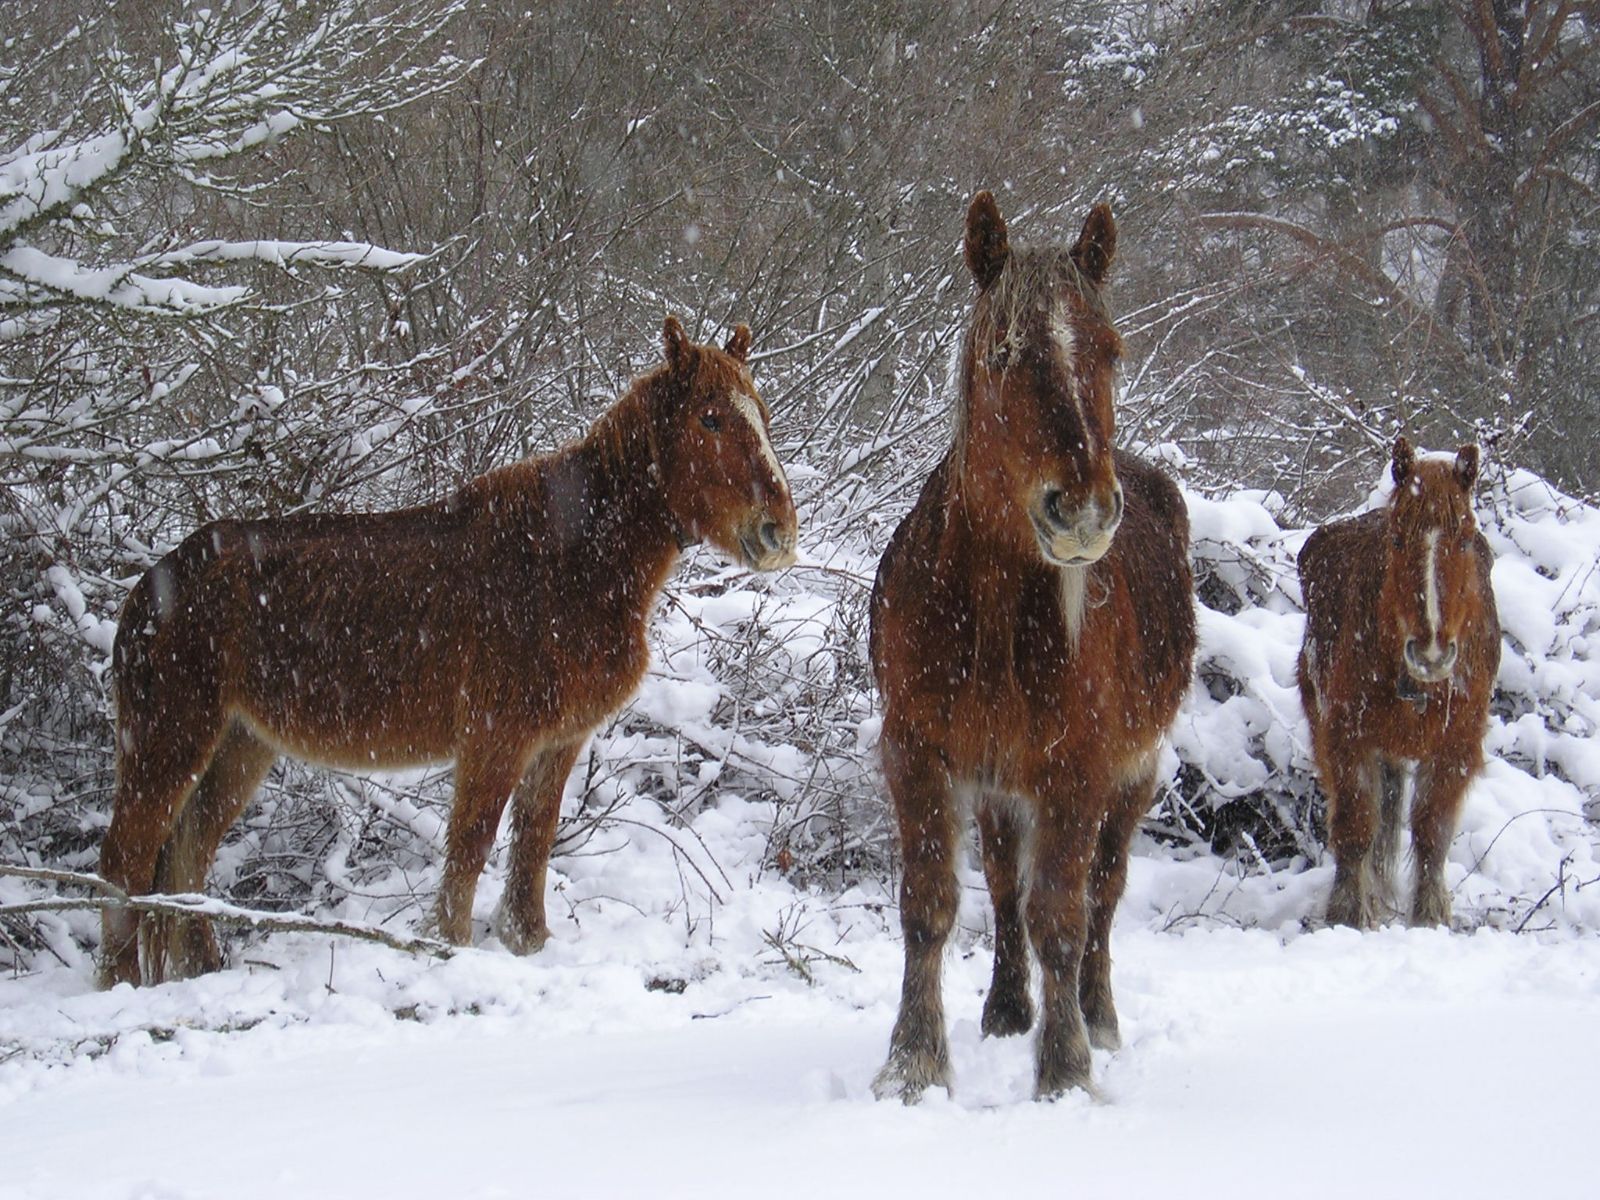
[100,317,797,987]
[1298,436,1499,929]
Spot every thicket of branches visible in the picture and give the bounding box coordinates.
[3,1,1596,955]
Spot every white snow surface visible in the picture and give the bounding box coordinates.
[4,455,1599,1198]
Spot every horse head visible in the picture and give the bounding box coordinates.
[958,191,1125,566]
[1384,435,1484,684]
[652,315,797,571]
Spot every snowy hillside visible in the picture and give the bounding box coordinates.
[3,451,1598,1198]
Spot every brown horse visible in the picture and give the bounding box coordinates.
[1298,436,1499,929]
[869,192,1196,1101]
[99,317,797,988]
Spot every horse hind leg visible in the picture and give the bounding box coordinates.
[1080,762,1158,1052]
[977,796,1034,1037]
[99,701,228,988]
[147,723,276,980]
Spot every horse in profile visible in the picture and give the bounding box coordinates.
[1298,436,1499,929]
[869,191,1196,1100]
[100,317,798,987]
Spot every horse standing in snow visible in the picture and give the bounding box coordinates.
[99,317,798,987]
[869,192,1196,1100]
[1298,436,1499,929]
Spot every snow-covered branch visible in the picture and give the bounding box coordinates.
[1,0,472,316]
[0,864,454,960]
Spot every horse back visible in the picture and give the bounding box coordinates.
[868,454,958,690]
[115,498,489,762]
[1105,449,1196,698]
[1297,509,1385,670]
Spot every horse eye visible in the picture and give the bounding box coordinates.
[700,411,721,432]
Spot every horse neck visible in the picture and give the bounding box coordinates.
[939,451,1072,657]
[943,449,1051,590]
[537,388,683,600]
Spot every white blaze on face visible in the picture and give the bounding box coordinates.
[1049,302,1090,453]
[1422,527,1442,647]
[729,390,788,502]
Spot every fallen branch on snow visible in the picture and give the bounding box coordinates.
[0,864,453,961]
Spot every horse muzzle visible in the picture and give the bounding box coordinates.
[1403,636,1458,684]
[737,511,798,571]
[1031,484,1123,566]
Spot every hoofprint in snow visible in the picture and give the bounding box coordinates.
[3,456,1598,1197]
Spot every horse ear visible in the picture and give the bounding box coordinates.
[964,190,1009,291]
[1454,443,1480,489]
[1072,203,1117,285]
[1391,435,1415,487]
[663,315,691,370]
[725,323,752,362]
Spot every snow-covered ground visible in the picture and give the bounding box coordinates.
[5,871,1599,1200]
[4,455,1598,1199]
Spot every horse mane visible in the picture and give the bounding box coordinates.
[587,372,666,481]
[459,366,670,527]
[950,242,1114,473]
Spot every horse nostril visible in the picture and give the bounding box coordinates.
[1043,489,1070,531]
[1108,484,1125,527]
[759,520,782,554]
[1405,637,1458,677]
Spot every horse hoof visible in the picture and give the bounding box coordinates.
[1034,1033,1094,1100]
[160,916,223,980]
[1034,1051,1102,1102]
[981,990,1034,1038]
[1325,889,1377,931]
[1036,1077,1105,1103]
[493,915,551,956]
[1086,1015,1122,1052]
[872,1052,952,1104]
[1408,894,1452,929]
[96,957,141,991]
[422,904,476,948]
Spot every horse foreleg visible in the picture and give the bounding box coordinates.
[433,735,533,946]
[1370,758,1408,918]
[495,739,583,955]
[148,723,276,980]
[872,736,960,1103]
[977,797,1033,1037]
[1323,750,1382,930]
[1081,764,1156,1052]
[1409,747,1478,928]
[1026,786,1098,1100]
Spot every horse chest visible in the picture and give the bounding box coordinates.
[935,600,1111,778]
